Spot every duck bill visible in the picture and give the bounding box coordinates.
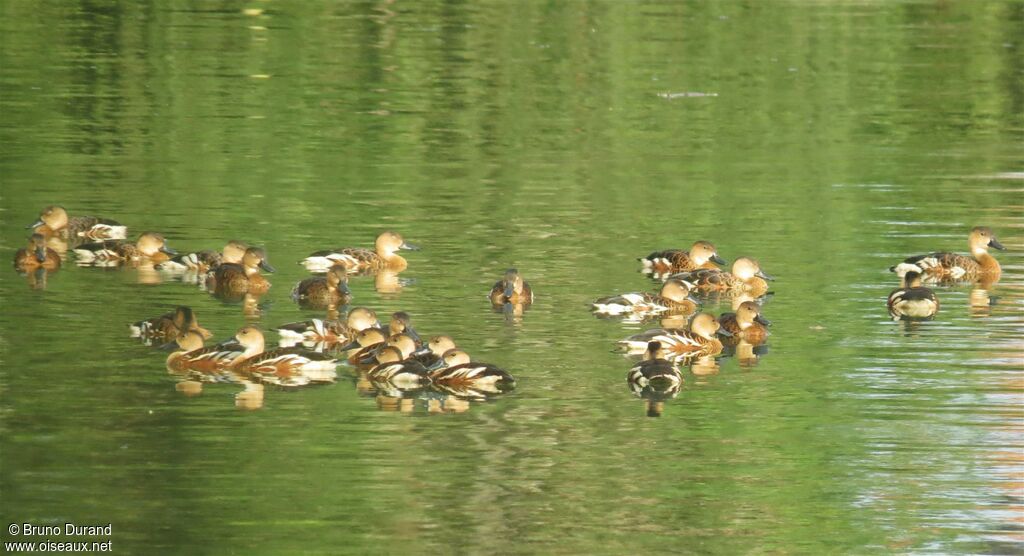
[35,246,47,263]
[337,282,352,296]
[989,238,1006,250]
[755,315,772,327]
[717,328,733,338]
[259,260,276,273]
[755,270,775,281]
[26,218,44,230]
[710,254,727,265]
[215,337,242,349]
[400,241,420,251]
[160,245,178,255]
[504,283,515,298]
[686,294,701,305]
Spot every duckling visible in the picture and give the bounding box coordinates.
[890,226,1006,282]
[13,233,61,270]
[27,205,126,242]
[163,331,244,376]
[887,271,939,321]
[300,231,419,272]
[626,341,682,389]
[428,349,516,394]
[671,257,773,296]
[620,313,730,359]
[206,247,274,294]
[158,240,249,273]
[231,326,338,386]
[718,301,771,344]
[640,240,725,275]
[489,268,534,304]
[130,306,212,343]
[367,346,431,388]
[73,232,177,265]
[275,307,380,347]
[592,279,699,316]
[291,266,352,308]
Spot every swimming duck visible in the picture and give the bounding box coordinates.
[14,234,61,270]
[489,268,534,305]
[640,241,725,275]
[890,226,1006,282]
[339,327,389,365]
[158,240,249,274]
[428,349,516,393]
[619,313,730,359]
[718,301,771,344]
[27,205,126,242]
[276,307,380,347]
[626,341,682,389]
[73,232,177,265]
[230,326,338,386]
[367,346,431,388]
[300,231,419,272]
[291,266,352,308]
[592,279,699,316]
[163,331,245,376]
[130,306,212,343]
[387,311,423,343]
[671,257,773,296]
[206,247,274,294]
[887,271,939,321]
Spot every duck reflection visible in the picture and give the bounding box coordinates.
[20,267,53,290]
[969,286,997,318]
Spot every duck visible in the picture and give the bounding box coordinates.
[339,327,389,365]
[428,349,516,394]
[206,246,274,295]
[276,307,380,347]
[27,205,126,242]
[592,278,699,316]
[163,331,245,376]
[73,232,177,265]
[640,240,725,275]
[291,266,352,308]
[130,306,212,343]
[619,313,730,359]
[230,326,338,386]
[13,234,61,270]
[670,256,773,296]
[387,311,422,343]
[718,301,771,344]
[158,240,249,274]
[626,341,682,389]
[366,346,431,388]
[890,226,1006,282]
[887,271,939,321]
[489,268,534,304]
[300,231,419,272]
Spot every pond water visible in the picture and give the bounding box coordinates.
[2,1,1022,554]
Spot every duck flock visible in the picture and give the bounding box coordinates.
[15,205,1007,414]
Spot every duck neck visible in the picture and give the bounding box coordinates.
[975,251,1000,275]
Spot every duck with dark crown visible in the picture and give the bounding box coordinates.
[717,301,772,344]
[276,307,380,348]
[131,306,212,344]
[887,271,939,321]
